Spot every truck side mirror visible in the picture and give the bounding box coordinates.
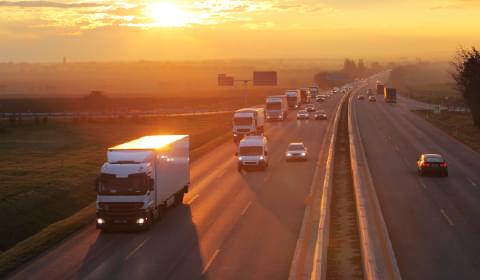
[264,151,268,156]
[235,152,239,156]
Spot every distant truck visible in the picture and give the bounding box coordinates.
[299,88,311,104]
[95,135,190,230]
[236,135,269,171]
[232,108,265,142]
[376,84,385,95]
[384,88,397,103]
[265,95,288,121]
[309,86,319,98]
[286,90,301,109]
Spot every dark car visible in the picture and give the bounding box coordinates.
[305,104,315,112]
[417,153,448,177]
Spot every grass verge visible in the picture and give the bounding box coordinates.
[0,115,232,277]
[415,110,480,153]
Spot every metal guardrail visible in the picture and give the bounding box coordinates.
[348,91,402,280]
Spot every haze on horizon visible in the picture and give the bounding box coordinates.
[1,0,480,62]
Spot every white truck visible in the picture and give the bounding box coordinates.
[265,95,288,121]
[285,90,301,109]
[232,108,265,142]
[95,135,190,230]
[236,136,269,171]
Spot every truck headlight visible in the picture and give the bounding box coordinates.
[259,156,265,160]
[136,218,145,225]
[97,218,105,225]
[286,153,292,157]
[301,152,306,156]
[238,156,243,161]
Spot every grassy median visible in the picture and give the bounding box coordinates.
[0,114,232,276]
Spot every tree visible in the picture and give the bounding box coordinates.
[452,47,480,128]
[357,59,367,77]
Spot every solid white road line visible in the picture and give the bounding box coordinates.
[187,194,200,205]
[440,209,455,226]
[417,179,428,189]
[202,249,220,274]
[125,238,150,260]
[241,201,252,216]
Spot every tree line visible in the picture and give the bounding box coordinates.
[313,58,386,89]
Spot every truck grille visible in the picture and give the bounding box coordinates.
[99,202,143,213]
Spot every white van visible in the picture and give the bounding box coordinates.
[236,136,269,171]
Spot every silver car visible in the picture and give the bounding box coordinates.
[286,142,308,161]
[296,110,309,120]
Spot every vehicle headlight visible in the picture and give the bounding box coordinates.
[238,156,243,161]
[96,218,105,225]
[234,133,238,137]
[259,156,265,160]
[286,153,292,157]
[136,218,145,225]
[301,152,306,156]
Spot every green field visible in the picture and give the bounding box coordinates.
[416,110,480,153]
[0,114,231,252]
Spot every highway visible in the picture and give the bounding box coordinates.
[352,80,480,279]
[9,93,343,280]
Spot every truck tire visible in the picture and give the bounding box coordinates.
[175,192,184,206]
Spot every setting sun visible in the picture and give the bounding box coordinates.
[146,2,191,27]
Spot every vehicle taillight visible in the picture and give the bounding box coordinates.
[422,162,430,167]
[440,162,448,167]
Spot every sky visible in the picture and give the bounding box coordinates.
[1,0,480,62]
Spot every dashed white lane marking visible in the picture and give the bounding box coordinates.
[187,194,199,204]
[263,174,271,183]
[440,209,455,226]
[125,238,150,260]
[202,249,220,274]
[241,201,252,216]
[216,169,227,179]
[467,178,478,189]
[418,179,427,189]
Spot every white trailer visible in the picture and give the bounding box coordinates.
[232,108,265,142]
[265,95,288,121]
[285,90,301,109]
[95,135,190,230]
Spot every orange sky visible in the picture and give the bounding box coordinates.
[1,0,480,61]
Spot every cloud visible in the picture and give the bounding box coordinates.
[0,1,102,8]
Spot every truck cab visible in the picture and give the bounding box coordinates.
[265,95,288,121]
[236,136,269,171]
[286,90,301,109]
[232,108,265,142]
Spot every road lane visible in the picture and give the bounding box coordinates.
[9,93,343,280]
[352,80,480,280]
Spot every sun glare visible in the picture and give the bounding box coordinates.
[146,2,191,27]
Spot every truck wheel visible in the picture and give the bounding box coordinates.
[175,192,185,206]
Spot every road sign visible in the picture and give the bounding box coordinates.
[253,71,277,86]
[218,74,234,86]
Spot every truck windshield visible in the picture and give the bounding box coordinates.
[266,103,281,110]
[239,146,263,156]
[234,117,252,125]
[99,173,148,195]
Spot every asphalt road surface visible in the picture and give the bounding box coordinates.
[9,93,343,280]
[352,79,480,280]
